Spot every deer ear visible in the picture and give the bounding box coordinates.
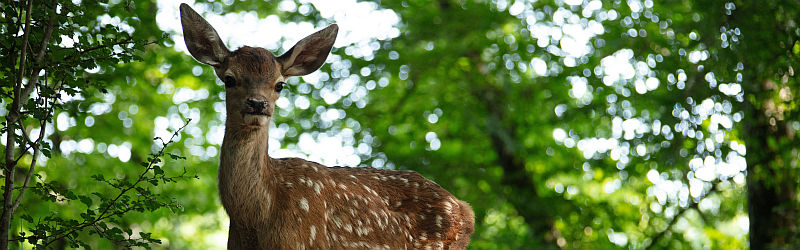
[278,24,338,77]
[180,3,229,67]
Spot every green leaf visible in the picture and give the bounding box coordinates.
[91,174,105,181]
[41,148,52,158]
[78,195,93,207]
[153,165,164,175]
[21,214,33,223]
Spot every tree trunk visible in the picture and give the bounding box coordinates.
[729,0,800,247]
[481,88,559,249]
[744,100,799,249]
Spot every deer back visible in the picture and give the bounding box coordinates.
[259,158,473,249]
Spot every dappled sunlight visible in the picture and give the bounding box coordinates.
[8,0,796,248]
[520,0,750,247]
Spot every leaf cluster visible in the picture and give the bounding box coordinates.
[1,0,193,248]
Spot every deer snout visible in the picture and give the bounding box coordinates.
[244,98,270,116]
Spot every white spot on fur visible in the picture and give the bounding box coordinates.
[435,215,443,227]
[299,197,309,212]
[310,225,316,244]
[265,192,272,209]
[333,216,344,228]
[314,182,322,195]
[443,201,453,213]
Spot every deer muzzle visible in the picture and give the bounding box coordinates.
[244,98,271,116]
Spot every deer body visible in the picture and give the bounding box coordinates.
[180,4,473,249]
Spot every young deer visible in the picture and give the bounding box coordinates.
[180,4,474,249]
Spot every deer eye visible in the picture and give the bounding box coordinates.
[275,82,286,92]
[223,75,236,88]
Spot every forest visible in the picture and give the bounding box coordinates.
[1,0,798,249]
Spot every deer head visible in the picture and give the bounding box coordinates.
[179,3,337,127]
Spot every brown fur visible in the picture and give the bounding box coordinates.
[180,3,474,249]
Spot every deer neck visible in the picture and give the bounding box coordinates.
[218,124,274,221]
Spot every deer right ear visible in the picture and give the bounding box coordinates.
[278,24,338,77]
[180,3,229,67]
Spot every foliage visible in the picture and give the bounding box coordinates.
[0,0,193,248]
[19,123,191,248]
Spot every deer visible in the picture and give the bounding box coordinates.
[179,3,474,249]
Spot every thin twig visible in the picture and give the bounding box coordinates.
[64,36,134,61]
[11,84,56,214]
[45,37,148,71]
[20,12,56,107]
[13,120,34,164]
[43,120,191,246]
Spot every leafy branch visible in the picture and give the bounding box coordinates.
[13,119,194,249]
[0,0,42,247]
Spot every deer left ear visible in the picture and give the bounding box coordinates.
[180,3,230,67]
[278,24,338,77]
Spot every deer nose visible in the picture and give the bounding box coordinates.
[246,99,268,110]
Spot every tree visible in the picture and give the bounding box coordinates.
[1,0,192,248]
[732,0,800,248]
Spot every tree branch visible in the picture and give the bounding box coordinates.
[644,180,720,250]
[1,0,35,248]
[63,36,135,61]
[43,120,190,247]
[20,13,56,107]
[11,87,55,215]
